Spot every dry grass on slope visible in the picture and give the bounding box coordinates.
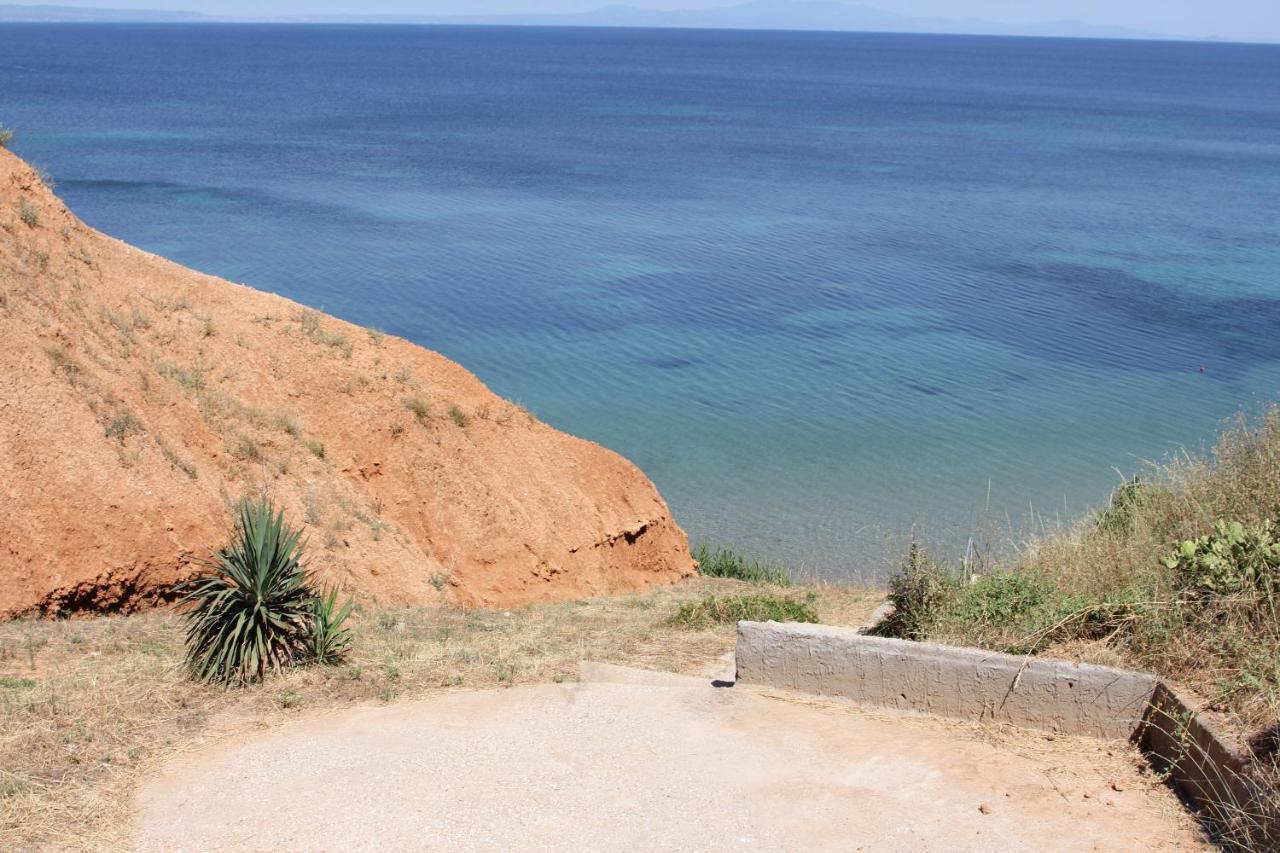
[875,406,1280,848]
[0,578,880,850]
[1,147,692,616]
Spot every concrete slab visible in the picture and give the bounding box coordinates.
[135,676,1206,851]
[736,621,1158,739]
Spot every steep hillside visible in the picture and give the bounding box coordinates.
[0,148,693,616]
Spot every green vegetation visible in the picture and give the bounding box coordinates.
[448,405,470,428]
[877,406,1280,831]
[870,541,952,640]
[692,543,791,585]
[669,592,818,629]
[0,124,13,148]
[178,498,352,685]
[1162,519,1280,600]
[309,586,354,665]
[867,409,1280,848]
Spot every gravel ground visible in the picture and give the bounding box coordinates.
[136,665,1208,852]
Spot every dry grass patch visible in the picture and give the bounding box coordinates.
[877,405,1280,849]
[0,578,878,849]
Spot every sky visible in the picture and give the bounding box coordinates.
[20,1,1280,42]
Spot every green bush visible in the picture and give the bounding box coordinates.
[1095,476,1167,537]
[692,543,790,585]
[871,542,954,640]
[947,572,1052,627]
[1163,519,1280,601]
[310,586,354,665]
[669,593,818,629]
[179,498,354,684]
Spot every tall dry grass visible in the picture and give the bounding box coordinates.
[884,405,1280,849]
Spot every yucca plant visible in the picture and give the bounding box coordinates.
[310,585,355,665]
[179,497,314,685]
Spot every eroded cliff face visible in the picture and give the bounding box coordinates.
[0,148,693,616]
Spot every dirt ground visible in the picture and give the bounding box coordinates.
[0,580,880,849]
[136,663,1208,852]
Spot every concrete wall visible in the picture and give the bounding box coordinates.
[1140,682,1279,848]
[735,621,1158,740]
[736,620,1279,846]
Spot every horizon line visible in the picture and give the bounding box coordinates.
[2,16,1279,47]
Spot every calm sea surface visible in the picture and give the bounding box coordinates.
[3,25,1279,579]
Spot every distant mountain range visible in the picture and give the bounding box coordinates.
[0,1,1173,41]
[0,3,210,20]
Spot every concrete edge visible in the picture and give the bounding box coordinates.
[735,620,1278,845]
[1138,682,1279,846]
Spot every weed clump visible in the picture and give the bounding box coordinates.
[870,541,955,640]
[297,309,352,357]
[669,592,818,629]
[19,199,38,228]
[104,409,140,443]
[404,396,431,424]
[692,543,791,585]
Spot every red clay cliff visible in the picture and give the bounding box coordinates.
[0,148,693,616]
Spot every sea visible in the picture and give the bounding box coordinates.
[3,24,1279,580]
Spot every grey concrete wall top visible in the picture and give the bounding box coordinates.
[735,620,1159,740]
[735,620,1279,844]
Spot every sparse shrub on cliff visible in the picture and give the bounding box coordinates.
[0,125,12,147]
[104,409,139,443]
[404,395,431,424]
[19,199,38,227]
[668,592,818,629]
[692,543,791,585]
[297,309,352,357]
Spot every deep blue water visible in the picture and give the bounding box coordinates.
[3,25,1280,579]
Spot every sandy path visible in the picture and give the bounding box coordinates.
[135,665,1206,851]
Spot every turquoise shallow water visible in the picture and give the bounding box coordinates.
[3,25,1280,579]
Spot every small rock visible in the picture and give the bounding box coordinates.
[978,803,993,815]
[1108,779,1125,792]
